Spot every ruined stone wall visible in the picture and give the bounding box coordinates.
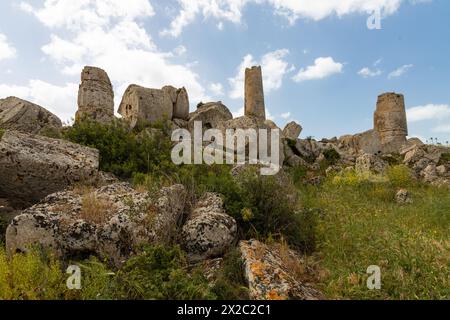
[244,66,266,120]
[374,92,408,153]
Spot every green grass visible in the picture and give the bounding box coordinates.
[299,172,450,300]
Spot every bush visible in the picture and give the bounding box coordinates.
[322,148,341,165]
[63,119,176,178]
[0,247,66,300]
[386,165,414,187]
[233,168,316,252]
[115,245,215,300]
[212,249,249,300]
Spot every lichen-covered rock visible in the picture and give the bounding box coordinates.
[0,130,99,208]
[355,153,387,174]
[162,85,190,120]
[239,240,322,300]
[76,66,115,124]
[6,183,186,266]
[283,121,302,140]
[188,101,233,131]
[395,189,412,204]
[0,97,62,134]
[181,193,237,262]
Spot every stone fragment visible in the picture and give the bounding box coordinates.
[283,121,302,140]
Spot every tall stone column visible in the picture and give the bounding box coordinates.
[244,66,266,120]
[76,66,114,124]
[374,92,408,152]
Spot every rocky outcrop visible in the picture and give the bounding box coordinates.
[6,183,186,266]
[396,189,412,204]
[0,130,99,208]
[188,102,233,131]
[355,153,387,174]
[0,97,62,134]
[76,66,115,124]
[181,193,237,262]
[283,121,302,140]
[239,240,322,300]
[118,85,173,128]
[245,66,265,120]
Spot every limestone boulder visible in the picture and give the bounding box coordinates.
[355,153,387,174]
[76,66,115,124]
[118,84,173,128]
[163,86,190,120]
[181,193,237,262]
[0,97,62,134]
[239,240,322,300]
[396,189,412,204]
[0,130,99,208]
[293,139,324,162]
[6,183,186,266]
[283,121,302,140]
[188,101,233,131]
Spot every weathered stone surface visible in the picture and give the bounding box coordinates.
[0,130,99,208]
[188,101,233,131]
[0,97,62,134]
[6,183,186,266]
[374,92,408,153]
[181,193,237,262]
[355,153,387,174]
[338,130,382,155]
[239,240,322,300]
[396,189,412,204]
[293,139,324,162]
[162,85,190,120]
[118,84,173,128]
[76,66,114,124]
[283,121,302,140]
[245,66,265,120]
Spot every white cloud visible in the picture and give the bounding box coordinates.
[292,57,343,82]
[209,82,224,96]
[228,49,292,99]
[0,33,16,61]
[388,64,413,79]
[0,80,78,122]
[358,67,382,78]
[407,104,450,122]
[18,0,210,120]
[162,0,408,37]
[280,112,291,119]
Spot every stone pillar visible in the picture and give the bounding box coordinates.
[244,66,266,120]
[374,92,408,152]
[76,66,114,124]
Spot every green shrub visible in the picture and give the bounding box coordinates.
[212,249,249,300]
[63,119,176,178]
[438,153,450,166]
[322,148,341,165]
[0,247,66,300]
[233,168,316,252]
[386,165,414,187]
[115,245,215,300]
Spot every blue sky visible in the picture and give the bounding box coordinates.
[0,0,449,144]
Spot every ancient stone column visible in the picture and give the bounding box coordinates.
[244,66,266,120]
[76,66,114,124]
[374,92,408,152]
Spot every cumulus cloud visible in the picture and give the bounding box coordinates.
[388,64,413,79]
[228,49,292,99]
[358,67,382,78]
[0,33,16,61]
[292,57,343,82]
[280,112,291,119]
[209,82,224,96]
[407,104,450,122]
[0,80,78,122]
[162,0,408,37]
[18,0,210,120]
